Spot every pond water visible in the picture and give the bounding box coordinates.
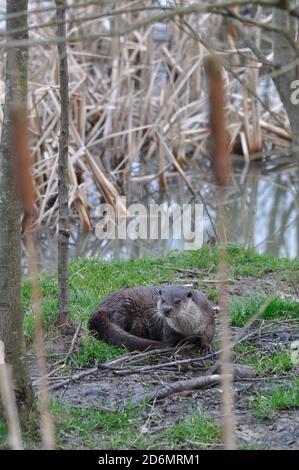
[26,156,299,274]
[13,2,297,271]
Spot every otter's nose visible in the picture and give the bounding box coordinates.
[162,306,172,316]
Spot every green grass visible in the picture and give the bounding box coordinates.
[23,248,218,344]
[2,246,297,449]
[228,246,299,278]
[207,287,218,302]
[75,337,127,367]
[52,401,144,449]
[0,401,145,450]
[21,246,299,365]
[230,295,299,327]
[253,378,299,419]
[235,343,294,374]
[1,402,220,450]
[1,400,219,450]
[163,410,219,449]
[0,419,8,449]
[262,297,299,320]
[238,444,265,450]
[0,406,41,450]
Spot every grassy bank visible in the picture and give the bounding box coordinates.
[1,246,298,450]
[22,246,299,358]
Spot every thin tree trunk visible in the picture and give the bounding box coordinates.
[56,0,70,329]
[0,0,33,417]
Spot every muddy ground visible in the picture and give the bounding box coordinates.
[30,274,299,450]
[49,328,299,450]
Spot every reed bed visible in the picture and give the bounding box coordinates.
[0,2,291,229]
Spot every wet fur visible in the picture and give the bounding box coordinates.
[88,285,215,352]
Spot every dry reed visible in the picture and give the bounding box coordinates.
[206,55,236,450]
[0,3,290,229]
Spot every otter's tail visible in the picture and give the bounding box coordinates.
[88,310,163,352]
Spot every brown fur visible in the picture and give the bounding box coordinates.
[88,285,215,352]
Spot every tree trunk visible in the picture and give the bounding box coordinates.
[56,0,70,329]
[273,8,299,151]
[0,0,33,417]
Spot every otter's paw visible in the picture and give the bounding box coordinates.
[200,345,213,356]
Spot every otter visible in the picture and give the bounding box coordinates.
[88,285,215,352]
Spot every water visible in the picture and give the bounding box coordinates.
[26,157,299,274]
[13,1,297,270]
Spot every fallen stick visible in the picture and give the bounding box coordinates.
[50,330,259,389]
[44,321,83,376]
[164,266,210,276]
[102,346,178,367]
[111,349,219,376]
[51,366,98,390]
[107,329,259,376]
[132,364,256,405]
[50,346,185,390]
[64,320,82,365]
[133,374,221,405]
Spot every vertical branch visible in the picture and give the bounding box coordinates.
[56,0,70,329]
[206,55,235,450]
[11,106,55,449]
[0,342,23,450]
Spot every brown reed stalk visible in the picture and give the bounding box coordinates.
[21,5,289,230]
[11,105,55,449]
[0,342,23,450]
[206,55,235,450]
[206,56,231,187]
[227,6,239,43]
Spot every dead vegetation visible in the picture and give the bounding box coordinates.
[0,3,291,230]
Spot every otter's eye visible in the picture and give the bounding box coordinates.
[159,289,162,296]
[187,291,192,298]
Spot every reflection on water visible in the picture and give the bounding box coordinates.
[24,160,299,273]
[226,169,298,258]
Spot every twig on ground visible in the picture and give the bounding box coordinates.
[49,328,263,389]
[64,320,82,364]
[109,329,260,376]
[132,363,256,405]
[102,347,178,367]
[50,366,99,390]
[133,374,221,405]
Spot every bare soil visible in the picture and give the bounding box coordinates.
[30,275,299,450]
[50,327,299,450]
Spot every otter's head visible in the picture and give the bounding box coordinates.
[157,286,193,321]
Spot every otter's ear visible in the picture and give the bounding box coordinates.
[187,291,192,298]
[159,289,162,296]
